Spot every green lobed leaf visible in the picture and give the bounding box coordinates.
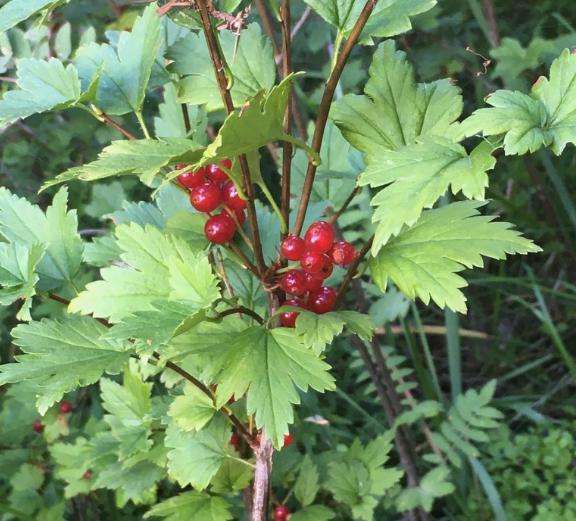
[0,0,63,33]
[215,326,335,446]
[396,466,455,513]
[295,456,320,507]
[144,490,233,521]
[462,48,576,155]
[369,201,541,312]
[43,138,203,190]
[75,3,162,115]
[169,23,276,111]
[0,57,81,125]
[0,316,131,413]
[289,506,335,521]
[168,384,216,433]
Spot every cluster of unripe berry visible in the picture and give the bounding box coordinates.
[279,221,358,327]
[177,159,247,244]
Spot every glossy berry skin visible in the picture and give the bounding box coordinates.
[222,181,247,210]
[331,241,358,266]
[205,213,236,244]
[191,182,223,212]
[309,287,338,314]
[300,251,326,274]
[280,270,307,296]
[280,298,305,328]
[207,159,232,184]
[304,221,335,254]
[317,255,334,279]
[274,505,290,521]
[283,433,294,448]
[280,234,306,261]
[303,271,323,292]
[178,167,206,189]
[59,400,73,414]
[32,420,44,434]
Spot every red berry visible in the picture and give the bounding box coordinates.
[32,420,44,433]
[190,182,223,212]
[280,298,305,328]
[230,433,241,452]
[176,163,188,170]
[280,234,306,261]
[304,221,335,253]
[178,167,206,189]
[274,505,290,521]
[222,181,247,211]
[82,469,93,480]
[331,241,358,266]
[207,159,232,184]
[205,213,236,244]
[59,400,73,414]
[280,270,307,296]
[303,271,323,292]
[300,251,325,274]
[283,433,294,448]
[317,255,334,279]
[309,287,337,314]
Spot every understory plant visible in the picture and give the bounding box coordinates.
[0,0,575,520]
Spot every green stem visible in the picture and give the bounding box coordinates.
[136,111,151,139]
[258,181,287,233]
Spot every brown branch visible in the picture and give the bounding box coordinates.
[252,436,274,521]
[280,0,293,232]
[99,113,138,140]
[254,0,280,56]
[181,104,191,134]
[193,0,266,275]
[483,0,500,47]
[218,306,265,325]
[328,186,360,225]
[228,242,261,278]
[292,0,378,235]
[334,234,374,309]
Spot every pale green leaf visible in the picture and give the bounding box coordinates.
[95,460,163,504]
[462,48,576,155]
[43,139,203,190]
[370,201,541,312]
[210,459,253,494]
[289,506,335,521]
[168,384,216,432]
[0,0,61,33]
[144,491,232,521]
[396,466,454,513]
[169,23,275,111]
[165,417,231,490]
[361,138,495,250]
[215,327,335,446]
[169,254,220,309]
[0,57,81,125]
[75,4,161,115]
[0,316,131,413]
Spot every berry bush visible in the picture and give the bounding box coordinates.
[0,1,575,520]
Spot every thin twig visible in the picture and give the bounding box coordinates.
[254,0,280,56]
[292,0,378,236]
[280,0,293,232]
[99,113,138,140]
[193,0,267,275]
[181,103,191,133]
[483,0,500,47]
[328,186,360,224]
[215,249,235,298]
[218,306,265,325]
[290,7,311,39]
[228,242,261,278]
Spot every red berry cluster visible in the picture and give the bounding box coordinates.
[274,505,291,521]
[177,159,246,244]
[278,221,358,327]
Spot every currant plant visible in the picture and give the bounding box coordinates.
[0,1,574,520]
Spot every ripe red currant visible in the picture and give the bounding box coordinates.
[331,241,358,266]
[309,287,337,314]
[59,400,73,414]
[230,433,241,452]
[317,255,334,279]
[274,505,290,521]
[304,221,335,254]
[303,271,323,292]
[280,298,305,328]
[32,420,44,433]
[191,182,223,213]
[283,433,294,448]
[280,234,306,261]
[207,159,232,184]
[280,270,307,296]
[222,181,247,211]
[300,251,325,274]
[205,213,236,244]
[177,166,206,189]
